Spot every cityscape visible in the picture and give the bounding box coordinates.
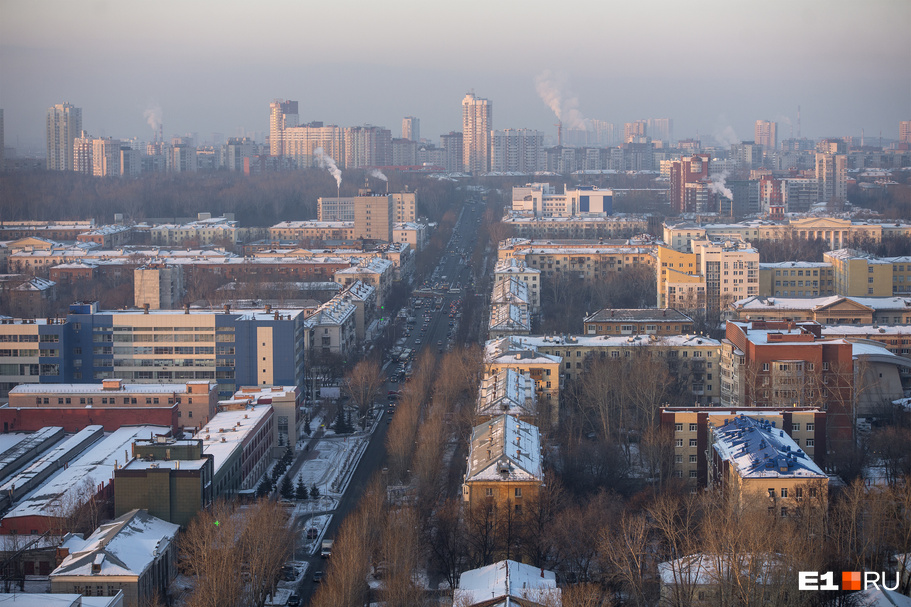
[1,1,911,607]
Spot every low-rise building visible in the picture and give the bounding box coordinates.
[484,337,562,425]
[453,560,561,607]
[660,407,826,488]
[0,426,171,535]
[709,415,828,513]
[583,308,694,336]
[462,415,543,511]
[824,248,911,297]
[6,379,217,433]
[223,385,302,454]
[50,509,179,607]
[133,264,184,310]
[477,368,537,424]
[730,295,911,325]
[759,261,835,298]
[194,404,273,497]
[113,437,214,527]
[493,258,541,311]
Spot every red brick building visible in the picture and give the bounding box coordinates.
[670,154,711,214]
[0,404,178,433]
[721,320,855,446]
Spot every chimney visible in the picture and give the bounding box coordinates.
[224,304,231,314]
[143,303,150,314]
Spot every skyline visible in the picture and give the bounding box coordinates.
[1,0,909,152]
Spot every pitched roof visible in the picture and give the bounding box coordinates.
[466,415,542,483]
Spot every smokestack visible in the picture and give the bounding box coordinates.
[557,121,562,147]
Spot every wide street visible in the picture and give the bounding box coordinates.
[294,196,486,605]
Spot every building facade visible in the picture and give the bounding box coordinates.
[462,92,492,174]
[47,103,82,171]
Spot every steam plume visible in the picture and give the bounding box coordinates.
[534,70,587,130]
[314,147,342,188]
[369,169,387,181]
[708,171,734,200]
[143,104,162,132]
[713,124,739,148]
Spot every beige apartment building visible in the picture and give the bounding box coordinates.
[824,249,911,297]
[730,294,911,325]
[656,237,758,311]
[759,261,835,298]
[496,239,656,280]
[134,264,184,310]
[484,337,561,426]
[663,216,910,254]
[709,415,828,514]
[660,407,826,488]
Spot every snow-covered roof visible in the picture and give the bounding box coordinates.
[9,382,210,395]
[0,594,122,606]
[466,415,542,483]
[759,261,832,270]
[0,426,104,497]
[51,509,179,579]
[712,415,825,480]
[854,587,911,607]
[584,308,694,323]
[489,303,530,332]
[3,426,171,521]
[478,369,537,419]
[733,295,911,312]
[194,405,272,476]
[0,427,65,479]
[454,560,560,607]
[658,552,782,586]
[491,276,529,305]
[493,257,541,275]
[495,333,721,350]
[484,337,562,366]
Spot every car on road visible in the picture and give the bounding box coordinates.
[415,339,421,344]
[312,571,323,584]
[306,527,318,540]
[289,594,301,606]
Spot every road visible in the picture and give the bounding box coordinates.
[295,198,486,605]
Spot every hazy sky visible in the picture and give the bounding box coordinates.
[1,0,909,153]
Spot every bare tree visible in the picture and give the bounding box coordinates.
[344,359,385,430]
[599,511,651,607]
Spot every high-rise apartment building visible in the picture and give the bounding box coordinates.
[282,122,343,169]
[754,120,777,150]
[624,120,647,142]
[900,120,911,144]
[47,103,82,171]
[462,92,492,174]
[269,100,299,157]
[353,188,394,241]
[344,125,392,168]
[441,131,463,173]
[490,129,544,173]
[669,154,711,213]
[402,116,420,142]
[73,132,93,175]
[815,152,847,203]
[92,137,122,177]
[647,118,673,143]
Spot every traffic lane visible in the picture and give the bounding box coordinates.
[296,406,391,604]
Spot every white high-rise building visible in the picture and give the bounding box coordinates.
[92,137,122,177]
[647,118,673,143]
[402,116,420,142]
[47,103,82,171]
[269,100,299,157]
[462,92,492,174]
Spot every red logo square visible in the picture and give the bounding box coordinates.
[842,571,861,591]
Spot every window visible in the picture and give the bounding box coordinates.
[768,488,775,497]
[795,487,803,501]
[689,470,697,478]
[806,423,814,431]
[675,423,683,431]
[689,423,697,431]
[809,487,817,498]
[675,454,682,463]
[673,470,682,478]
[781,507,788,517]
[485,487,493,496]
[781,488,788,498]
[675,439,683,447]
[806,439,815,447]
[762,363,770,371]
[514,488,522,498]
[690,455,698,463]
[792,423,800,431]
[689,439,697,447]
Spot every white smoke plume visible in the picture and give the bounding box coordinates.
[708,171,734,200]
[369,169,387,181]
[713,124,740,148]
[143,104,162,132]
[314,147,342,189]
[534,70,587,130]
